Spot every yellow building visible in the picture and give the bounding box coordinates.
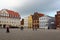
[28,15,32,28]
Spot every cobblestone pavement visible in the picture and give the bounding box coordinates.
[0,28,60,40]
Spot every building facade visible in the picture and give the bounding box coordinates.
[28,15,32,28]
[24,17,28,28]
[55,11,60,29]
[32,12,44,29]
[20,19,24,27]
[48,17,56,29]
[0,9,21,28]
[39,15,52,29]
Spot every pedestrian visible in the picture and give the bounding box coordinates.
[6,25,10,33]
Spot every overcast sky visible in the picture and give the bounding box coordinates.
[0,0,60,18]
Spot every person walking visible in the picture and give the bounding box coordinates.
[6,25,10,33]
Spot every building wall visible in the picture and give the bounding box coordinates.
[28,15,32,28]
[39,16,51,29]
[21,19,24,27]
[24,17,28,28]
[32,12,44,28]
[0,9,21,28]
[48,17,56,29]
[55,11,60,28]
[32,12,39,28]
[0,17,20,27]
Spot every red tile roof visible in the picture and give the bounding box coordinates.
[6,9,20,18]
[38,13,44,17]
[34,12,44,17]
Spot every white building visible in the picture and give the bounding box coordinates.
[39,15,52,29]
[0,9,21,28]
[24,17,28,28]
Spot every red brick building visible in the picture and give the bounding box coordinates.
[55,11,60,28]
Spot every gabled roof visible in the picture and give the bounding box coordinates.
[6,9,20,17]
[0,9,21,19]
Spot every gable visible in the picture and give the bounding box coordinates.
[0,10,9,16]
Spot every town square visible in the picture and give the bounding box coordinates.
[0,0,60,40]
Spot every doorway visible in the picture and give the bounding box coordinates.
[3,24,6,28]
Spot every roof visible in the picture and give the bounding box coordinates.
[34,12,44,17]
[6,9,20,18]
[39,15,54,20]
[38,13,44,17]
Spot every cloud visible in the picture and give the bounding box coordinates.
[17,0,60,18]
[0,0,60,18]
